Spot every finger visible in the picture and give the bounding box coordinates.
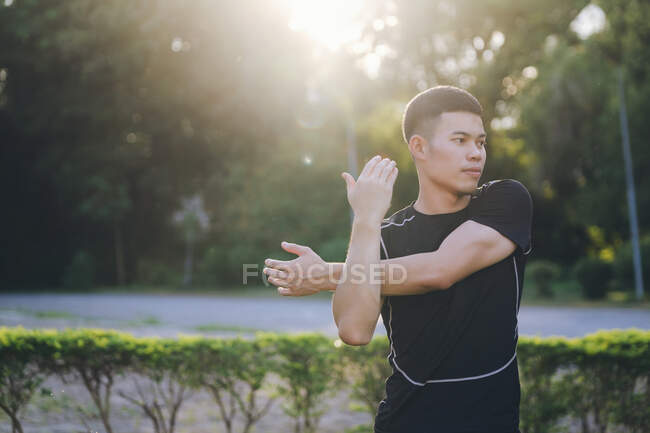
[269,276,291,288]
[368,158,391,178]
[386,166,399,185]
[281,241,312,256]
[359,155,381,179]
[263,267,289,280]
[277,286,295,296]
[264,258,291,272]
[341,172,356,194]
[378,160,396,181]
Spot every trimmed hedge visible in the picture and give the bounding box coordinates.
[0,327,648,433]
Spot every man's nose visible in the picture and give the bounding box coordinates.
[468,145,483,160]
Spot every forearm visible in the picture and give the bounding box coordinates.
[379,251,447,295]
[324,251,446,296]
[332,217,383,344]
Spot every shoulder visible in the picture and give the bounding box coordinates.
[472,178,532,206]
[381,204,414,232]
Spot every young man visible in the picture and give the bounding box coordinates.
[263,85,532,432]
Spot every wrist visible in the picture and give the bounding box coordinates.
[320,262,344,292]
[352,215,382,231]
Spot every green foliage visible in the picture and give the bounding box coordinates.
[318,237,350,263]
[188,337,276,433]
[526,260,562,298]
[338,336,392,416]
[0,327,51,433]
[573,257,613,299]
[136,258,180,287]
[612,235,650,292]
[344,425,374,433]
[259,332,341,433]
[62,250,96,290]
[195,246,228,286]
[1,327,649,432]
[2,0,650,290]
[118,336,196,433]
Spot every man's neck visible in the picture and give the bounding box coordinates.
[413,182,472,216]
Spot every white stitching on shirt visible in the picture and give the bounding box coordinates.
[513,256,519,339]
[381,203,521,387]
[380,235,389,260]
[386,258,521,386]
[387,298,518,387]
[381,214,415,228]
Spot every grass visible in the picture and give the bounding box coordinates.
[0,307,83,320]
[125,315,164,327]
[0,307,168,328]
[192,323,261,333]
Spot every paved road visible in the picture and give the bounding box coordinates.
[1,293,648,338]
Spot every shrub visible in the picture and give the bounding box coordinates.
[261,332,341,433]
[572,257,612,299]
[1,328,648,433]
[196,245,228,286]
[526,260,562,298]
[612,235,650,292]
[338,336,392,415]
[136,259,180,286]
[318,237,349,262]
[198,244,265,286]
[62,250,95,290]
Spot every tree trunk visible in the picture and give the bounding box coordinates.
[114,222,126,286]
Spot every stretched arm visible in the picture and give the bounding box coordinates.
[332,217,384,345]
[380,220,516,294]
[332,155,397,346]
[264,220,516,296]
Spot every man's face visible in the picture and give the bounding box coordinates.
[418,111,487,195]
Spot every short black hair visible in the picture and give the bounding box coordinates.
[402,85,483,144]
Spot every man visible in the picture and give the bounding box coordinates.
[263,85,532,432]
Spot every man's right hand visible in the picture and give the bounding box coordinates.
[263,242,338,296]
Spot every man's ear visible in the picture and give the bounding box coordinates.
[408,134,429,161]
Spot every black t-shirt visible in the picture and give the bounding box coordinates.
[374,179,533,433]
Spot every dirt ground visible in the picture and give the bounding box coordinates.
[0,372,373,433]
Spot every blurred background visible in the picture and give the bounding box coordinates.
[0,0,649,306]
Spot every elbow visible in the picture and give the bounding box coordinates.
[338,325,372,346]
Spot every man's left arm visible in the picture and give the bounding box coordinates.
[383,179,533,295]
[266,179,532,297]
[380,220,516,295]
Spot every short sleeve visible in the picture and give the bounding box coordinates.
[468,179,533,254]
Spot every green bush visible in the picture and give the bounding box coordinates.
[612,235,650,292]
[526,260,562,298]
[198,244,265,287]
[262,332,341,433]
[318,237,349,262]
[572,256,613,299]
[136,259,180,286]
[1,327,648,433]
[196,245,229,286]
[61,250,95,290]
[338,336,392,415]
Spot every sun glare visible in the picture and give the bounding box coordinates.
[287,0,366,51]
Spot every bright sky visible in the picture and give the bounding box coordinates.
[570,4,607,39]
[285,1,607,79]
[287,0,366,51]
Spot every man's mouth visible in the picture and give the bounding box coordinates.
[462,169,482,177]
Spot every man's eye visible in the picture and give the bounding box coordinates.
[480,141,487,147]
[454,137,464,143]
